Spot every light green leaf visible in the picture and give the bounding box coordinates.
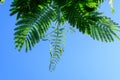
[109,0,115,13]
[0,0,5,4]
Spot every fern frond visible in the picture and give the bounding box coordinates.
[85,13,120,42]
[14,6,56,52]
[10,0,49,19]
[49,26,65,71]
[48,6,65,71]
[65,4,120,42]
[89,16,120,42]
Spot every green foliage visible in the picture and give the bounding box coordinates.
[10,0,49,19]
[64,4,120,42]
[10,0,120,71]
[88,16,120,42]
[109,0,115,13]
[0,0,5,4]
[49,26,65,71]
[14,5,56,52]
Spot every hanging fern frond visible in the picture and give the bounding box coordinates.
[48,6,66,71]
[49,26,65,71]
[14,5,56,52]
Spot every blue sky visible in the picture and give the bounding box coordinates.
[1,0,120,80]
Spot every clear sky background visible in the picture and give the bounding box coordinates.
[1,0,120,80]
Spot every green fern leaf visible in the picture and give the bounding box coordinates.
[14,6,56,52]
[49,26,65,71]
[64,3,120,42]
